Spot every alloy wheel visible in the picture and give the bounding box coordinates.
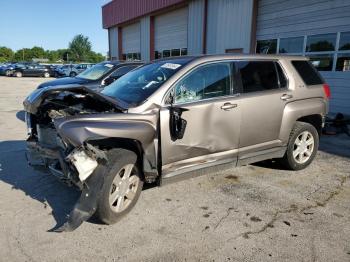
[109,164,140,213]
[293,131,315,164]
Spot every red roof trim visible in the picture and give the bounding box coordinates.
[102,0,186,29]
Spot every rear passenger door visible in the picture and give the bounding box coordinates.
[236,60,290,155]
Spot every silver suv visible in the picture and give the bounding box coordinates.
[23,55,329,231]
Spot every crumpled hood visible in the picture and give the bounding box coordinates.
[23,84,125,114]
[37,77,90,89]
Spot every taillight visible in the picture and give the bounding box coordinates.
[323,84,331,99]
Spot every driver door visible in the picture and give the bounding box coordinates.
[160,62,241,178]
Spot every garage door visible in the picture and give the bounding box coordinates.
[122,23,141,60]
[154,7,188,59]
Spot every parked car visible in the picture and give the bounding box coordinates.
[36,61,142,91]
[0,63,17,76]
[23,55,329,231]
[55,64,75,77]
[69,63,94,77]
[12,64,53,78]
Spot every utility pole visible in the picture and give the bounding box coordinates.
[22,49,24,61]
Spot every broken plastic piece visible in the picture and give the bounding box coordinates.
[67,149,98,181]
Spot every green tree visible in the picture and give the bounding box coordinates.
[0,46,14,62]
[87,51,105,63]
[30,46,45,58]
[14,48,32,61]
[69,34,92,62]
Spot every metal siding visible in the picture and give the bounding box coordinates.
[154,7,188,51]
[102,0,186,28]
[122,22,141,54]
[320,72,350,114]
[188,0,205,55]
[206,0,254,54]
[257,0,350,39]
[108,27,119,60]
[140,16,151,61]
[257,0,350,115]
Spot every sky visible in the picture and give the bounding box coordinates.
[0,0,110,54]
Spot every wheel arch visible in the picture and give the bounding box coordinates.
[279,98,326,144]
[86,137,158,183]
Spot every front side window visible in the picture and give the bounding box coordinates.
[306,33,336,52]
[110,65,138,78]
[256,39,277,54]
[102,58,192,106]
[238,61,279,93]
[175,63,231,104]
[279,37,304,53]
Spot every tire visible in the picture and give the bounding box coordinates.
[43,72,50,78]
[5,70,11,76]
[96,148,143,225]
[15,71,22,77]
[280,121,319,170]
[69,72,77,77]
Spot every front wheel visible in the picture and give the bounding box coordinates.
[43,72,50,78]
[69,72,77,77]
[96,149,143,225]
[280,122,319,170]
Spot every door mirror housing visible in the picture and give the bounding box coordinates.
[169,106,188,141]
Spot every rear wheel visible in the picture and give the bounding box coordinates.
[15,71,22,77]
[43,72,50,78]
[96,149,143,225]
[280,122,319,170]
[5,70,11,76]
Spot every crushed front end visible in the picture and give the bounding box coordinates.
[23,86,122,231]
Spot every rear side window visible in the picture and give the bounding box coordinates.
[237,61,279,93]
[291,60,324,85]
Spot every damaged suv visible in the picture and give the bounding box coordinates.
[23,55,329,231]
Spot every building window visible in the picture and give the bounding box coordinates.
[336,53,350,71]
[339,32,350,51]
[155,48,188,60]
[162,50,170,58]
[308,54,334,71]
[256,39,277,54]
[122,53,141,61]
[171,49,180,57]
[279,37,304,53]
[155,51,162,59]
[306,33,337,52]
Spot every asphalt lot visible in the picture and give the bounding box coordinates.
[0,76,349,262]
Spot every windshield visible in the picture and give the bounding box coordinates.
[102,58,191,106]
[77,62,115,80]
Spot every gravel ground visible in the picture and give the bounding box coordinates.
[0,76,349,262]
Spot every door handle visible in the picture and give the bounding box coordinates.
[221,103,237,110]
[280,94,293,101]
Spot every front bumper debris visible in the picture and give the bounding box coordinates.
[26,139,105,232]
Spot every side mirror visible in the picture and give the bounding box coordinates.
[169,106,189,141]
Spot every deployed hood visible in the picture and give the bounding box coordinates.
[37,77,90,89]
[23,84,127,114]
